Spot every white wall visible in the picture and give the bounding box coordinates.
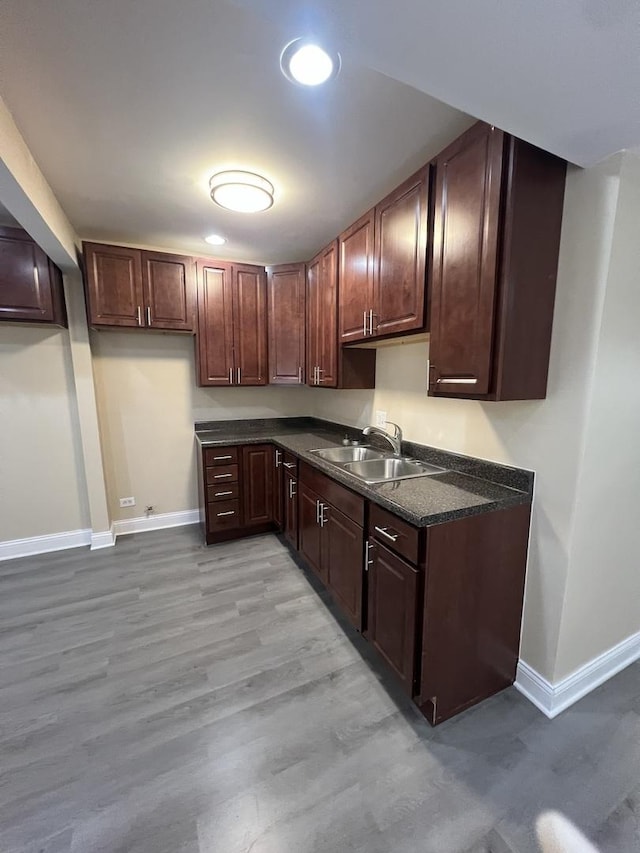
[0,326,89,540]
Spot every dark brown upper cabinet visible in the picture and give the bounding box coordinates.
[429,122,567,401]
[338,166,429,344]
[266,263,306,385]
[196,260,267,387]
[83,242,195,332]
[308,240,376,390]
[0,227,67,327]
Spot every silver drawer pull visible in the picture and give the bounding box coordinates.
[374,526,399,542]
[283,462,296,469]
[213,455,232,461]
[216,510,235,517]
[214,490,233,497]
[213,473,233,479]
[435,377,478,385]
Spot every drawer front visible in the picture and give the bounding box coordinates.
[207,499,241,531]
[369,503,420,564]
[204,446,239,466]
[299,462,364,525]
[282,451,299,474]
[206,463,239,485]
[207,482,240,503]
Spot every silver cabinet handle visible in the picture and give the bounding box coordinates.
[289,478,297,499]
[320,504,329,527]
[363,310,368,336]
[435,377,478,385]
[312,366,317,385]
[374,525,399,542]
[298,366,303,384]
[275,450,282,468]
[214,490,233,497]
[316,367,324,385]
[213,473,233,479]
[364,539,375,571]
[216,510,235,517]
[146,306,152,326]
[369,309,376,335]
[316,499,321,524]
[237,367,241,384]
[283,462,296,469]
[229,367,233,384]
[137,305,142,326]
[213,455,232,461]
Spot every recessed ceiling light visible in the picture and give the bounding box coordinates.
[280,39,341,86]
[209,170,274,213]
[204,234,226,246]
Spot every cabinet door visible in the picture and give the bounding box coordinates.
[324,506,364,630]
[241,444,273,527]
[306,252,321,386]
[373,166,429,338]
[298,484,324,581]
[339,210,375,343]
[367,540,419,694]
[318,241,338,387]
[267,264,306,384]
[142,251,195,331]
[196,260,234,386]
[284,471,299,550]
[84,243,144,327]
[0,228,55,323]
[429,123,505,396]
[272,448,284,531]
[233,264,267,386]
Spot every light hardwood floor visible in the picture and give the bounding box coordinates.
[0,526,638,853]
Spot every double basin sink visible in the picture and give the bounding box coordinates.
[310,445,447,484]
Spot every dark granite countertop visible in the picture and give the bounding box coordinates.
[195,418,533,528]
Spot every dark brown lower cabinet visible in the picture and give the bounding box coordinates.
[298,483,324,582]
[272,448,284,531]
[324,508,363,630]
[366,539,419,695]
[284,469,298,550]
[242,445,273,526]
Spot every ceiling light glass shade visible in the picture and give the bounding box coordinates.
[209,171,274,213]
[205,233,226,246]
[280,39,341,86]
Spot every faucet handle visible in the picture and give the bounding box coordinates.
[386,421,402,438]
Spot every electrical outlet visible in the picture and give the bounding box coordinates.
[119,496,136,508]
[375,410,387,428]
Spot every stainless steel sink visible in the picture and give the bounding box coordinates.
[311,446,386,463]
[343,457,446,483]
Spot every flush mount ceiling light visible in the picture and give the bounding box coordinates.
[280,38,341,86]
[209,170,274,213]
[204,233,226,246]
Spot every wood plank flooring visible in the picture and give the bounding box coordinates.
[0,526,638,853]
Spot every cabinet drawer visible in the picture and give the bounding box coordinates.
[369,503,420,565]
[206,463,239,485]
[299,462,364,525]
[282,451,298,474]
[204,446,239,466]
[207,483,240,503]
[207,499,241,531]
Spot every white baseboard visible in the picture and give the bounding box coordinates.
[91,525,116,550]
[516,629,640,718]
[113,509,199,537]
[0,528,91,562]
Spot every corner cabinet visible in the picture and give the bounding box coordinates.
[266,263,306,385]
[196,260,267,386]
[83,243,195,331]
[428,122,567,400]
[0,227,67,327]
[338,166,430,344]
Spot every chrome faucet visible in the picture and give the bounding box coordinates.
[362,422,403,456]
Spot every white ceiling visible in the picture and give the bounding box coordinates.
[1,0,637,264]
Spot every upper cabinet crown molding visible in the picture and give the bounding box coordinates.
[428,122,567,401]
[0,226,67,328]
[82,242,195,332]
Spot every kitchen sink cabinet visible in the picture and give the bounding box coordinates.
[429,121,567,401]
[338,166,430,344]
[0,227,67,327]
[267,263,306,385]
[307,240,376,390]
[83,242,195,331]
[196,260,267,387]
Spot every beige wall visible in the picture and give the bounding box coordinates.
[90,332,313,522]
[305,159,622,681]
[0,326,89,540]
